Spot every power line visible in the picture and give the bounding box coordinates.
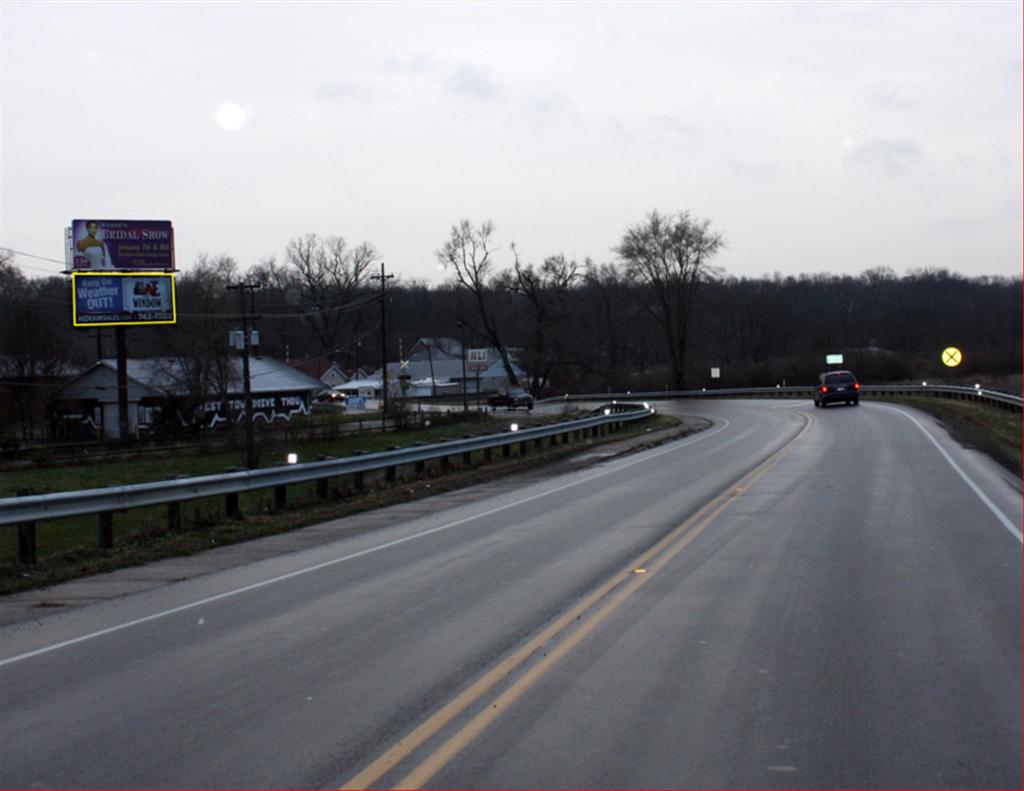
[1,248,66,267]
[1,256,66,277]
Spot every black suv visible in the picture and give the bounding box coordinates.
[488,388,534,409]
[814,370,860,407]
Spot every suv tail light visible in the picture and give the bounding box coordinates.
[820,386,828,394]
[854,382,861,390]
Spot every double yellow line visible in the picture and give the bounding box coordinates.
[342,412,813,789]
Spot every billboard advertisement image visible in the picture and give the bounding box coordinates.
[72,272,177,326]
[69,219,175,270]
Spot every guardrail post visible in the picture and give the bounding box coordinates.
[274,485,287,510]
[164,474,187,531]
[519,440,528,456]
[535,437,544,451]
[16,488,36,565]
[167,502,181,532]
[484,447,493,463]
[18,522,36,565]
[502,443,511,458]
[384,447,400,483]
[98,512,113,549]
[350,450,367,491]
[462,450,472,466]
[413,443,427,474]
[316,478,329,500]
[440,455,450,473]
[225,492,241,519]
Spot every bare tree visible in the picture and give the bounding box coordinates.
[436,220,520,387]
[154,253,239,426]
[615,210,724,390]
[507,247,580,393]
[283,233,376,355]
[0,255,74,438]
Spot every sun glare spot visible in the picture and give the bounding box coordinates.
[216,102,248,131]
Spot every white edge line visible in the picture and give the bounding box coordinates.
[878,403,1021,543]
[1,417,734,668]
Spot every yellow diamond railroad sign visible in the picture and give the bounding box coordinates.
[942,347,963,367]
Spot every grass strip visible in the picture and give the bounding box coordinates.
[0,414,683,595]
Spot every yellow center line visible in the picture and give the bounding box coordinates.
[341,413,814,790]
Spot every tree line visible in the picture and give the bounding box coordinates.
[1,210,1020,435]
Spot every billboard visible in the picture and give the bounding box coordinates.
[68,219,175,271]
[72,272,177,327]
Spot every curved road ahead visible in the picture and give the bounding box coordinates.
[1,399,1020,788]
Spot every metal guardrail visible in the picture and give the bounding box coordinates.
[0,404,654,562]
[861,384,1022,409]
[540,384,1022,411]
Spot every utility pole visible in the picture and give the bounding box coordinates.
[370,262,394,430]
[457,320,468,412]
[226,281,262,469]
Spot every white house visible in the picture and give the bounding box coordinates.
[53,357,325,439]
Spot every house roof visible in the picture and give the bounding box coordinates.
[58,357,324,401]
[370,356,526,383]
[288,358,343,381]
[334,378,380,391]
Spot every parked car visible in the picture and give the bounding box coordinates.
[488,388,534,409]
[814,370,860,407]
[313,389,346,404]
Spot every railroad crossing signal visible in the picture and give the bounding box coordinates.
[941,347,963,367]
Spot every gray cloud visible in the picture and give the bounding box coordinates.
[867,82,917,111]
[316,80,358,102]
[649,115,698,141]
[847,138,922,176]
[384,52,439,76]
[730,159,780,181]
[926,217,979,236]
[517,92,574,127]
[446,64,502,99]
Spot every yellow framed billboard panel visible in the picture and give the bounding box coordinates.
[72,271,177,327]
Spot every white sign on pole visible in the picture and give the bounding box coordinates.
[710,367,721,379]
[826,354,844,365]
[467,348,489,372]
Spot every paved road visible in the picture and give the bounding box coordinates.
[1,400,1019,788]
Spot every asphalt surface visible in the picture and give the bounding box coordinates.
[0,399,1020,789]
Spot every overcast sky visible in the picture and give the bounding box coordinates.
[2,1,1020,283]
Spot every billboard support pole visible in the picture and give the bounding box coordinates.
[115,326,130,442]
